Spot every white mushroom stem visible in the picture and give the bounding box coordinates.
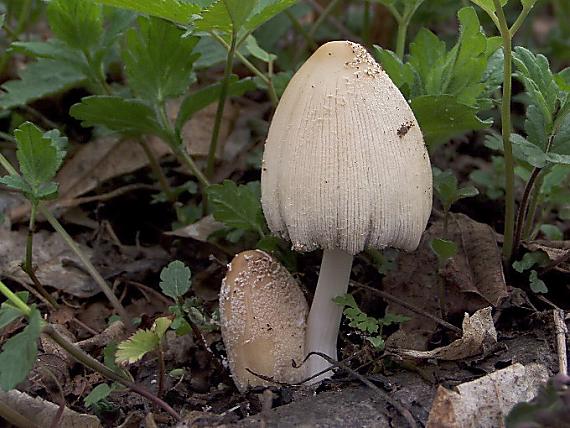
[305,249,353,384]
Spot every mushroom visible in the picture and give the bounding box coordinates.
[261,41,432,382]
[220,250,308,391]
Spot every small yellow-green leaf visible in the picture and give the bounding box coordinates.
[116,329,159,364]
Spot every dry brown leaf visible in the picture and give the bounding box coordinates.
[166,214,224,242]
[427,363,549,428]
[0,228,98,297]
[388,307,497,360]
[0,389,102,428]
[384,213,507,350]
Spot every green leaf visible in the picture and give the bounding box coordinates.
[429,238,458,265]
[176,76,255,131]
[160,260,191,299]
[520,0,537,8]
[0,175,33,195]
[13,122,65,196]
[512,251,549,273]
[469,0,508,17]
[412,95,492,146]
[0,59,85,109]
[366,336,385,350]
[0,309,41,391]
[47,0,103,50]
[206,180,266,236]
[539,224,563,240]
[196,0,296,34]
[0,292,29,330]
[373,46,414,96]
[529,270,547,294]
[245,0,297,33]
[84,383,113,408]
[116,329,159,364]
[244,35,276,62]
[333,293,358,309]
[70,96,165,138]
[381,312,411,325]
[152,317,172,339]
[94,0,200,24]
[123,17,199,103]
[224,0,257,30]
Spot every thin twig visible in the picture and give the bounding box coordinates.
[304,352,418,428]
[350,281,462,335]
[553,309,568,376]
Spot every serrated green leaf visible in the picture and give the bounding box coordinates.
[529,270,547,294]
[429,238,458,265]
[457,186,479,198]
[513,47,559,126]
[0,175,32,194]
[412,95,492,146]
[70,96,165,138]
[520,0,537,9]
[433,168,459,210]
[116,329,159,364]
[176,76,255,131]
[95,0,200,24]
[206,180,266,236]
[160,260,191,299]
[123,17,199,103]
[0,309,41,391]
[14,122,64,194]
[381,312,410,325]
[0,59,85,109]
[47,0,103,50]
[84,383,113,407]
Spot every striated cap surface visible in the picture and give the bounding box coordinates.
[219,250,308,392]
[261,41,432,255]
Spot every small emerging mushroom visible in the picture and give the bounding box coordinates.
[220,250,308,391]
[261,41,432,383]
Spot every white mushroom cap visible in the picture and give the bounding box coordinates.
[261,40,432,255]
[219,250,308,392]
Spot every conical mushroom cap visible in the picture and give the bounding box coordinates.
[261,41,432,255]
[220,250,308,392]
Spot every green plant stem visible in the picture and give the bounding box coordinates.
[42,325,182,422]
[211,32,278,107]
[510,1,537,37]
[207,32,237,179]
[0,279,32,316]
[492,0,515,261]
[0,399,39,428]
[24,202,36,275]
[513,167,541,255]
[138,139,175,203]
[21,202,59,309]
[156,104,209,188]
[395,19,408,60]
[522,170,545,239]
[0,131,16,143]
[285,9,317,50]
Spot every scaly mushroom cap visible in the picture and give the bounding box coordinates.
[261,41,432,255]
[220,250,308,392]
